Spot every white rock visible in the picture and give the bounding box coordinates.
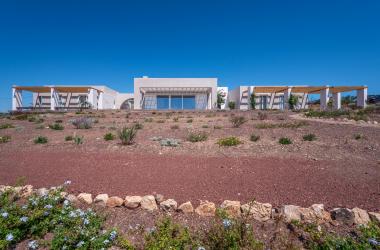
[106,196,124,207]
[124,196,142,209]
[282,205,301,222]
[369,212,380,223]
[141,195,158,212]
[160,199,178,211]
[220,200,241,217]
[94,194,109,206]
[241,201,272,222]
[352,207,370,225]
[77,193,93,204]
[66,194,79,204]
[195,201,216,217]
[177,201,194,214]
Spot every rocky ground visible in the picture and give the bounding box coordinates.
[0,110,379,211]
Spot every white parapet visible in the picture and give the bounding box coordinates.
[332,92,341,110]
[12,88,22,111]
[357,88,367,108]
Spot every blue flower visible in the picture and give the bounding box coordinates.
[222,219,233,229]
[1,212,8,218]
[63,200,70,206]
[69,211,77,218]
[76,241,84,247]
[64,180,72,185]
[20,216,29,222]
[103,239,110,245]
[109,230,117,241]
[197,247,206,250]
[28,240,39,250]
[22,205,28,210]
[6,233,14,241]
[44,211,50,216]
[44,204,53,210]
[369,238,380,246]
[83,218,90,225]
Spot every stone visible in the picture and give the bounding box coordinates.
[282,205,301,222]
[106,196,124,207]
[195,201,216,217]
[141,195,158,212]
[124,196,142,209]
[154,193,165,203]
[36,187,49,197]
[330,208,354,226]
[220,200,241,217]
[66,194,79,204]
[160,199,178,211]
[0,185,11,194]
[310,204,331,222]
[299,207,317,222]
[77,193,93,205]
[352,207,370,225]
[373,121,378,125]
[369,212,380,223]
[177,201,194,214]
[20,185,33,198]
[241,201,272,222]
[94,194,109,206]
[60,191,68,198]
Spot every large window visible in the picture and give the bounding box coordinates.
[155,95,197,110]
[171,96,182,110]
[157,95,169,110]
[183,96,196,109]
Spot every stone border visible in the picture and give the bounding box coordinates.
[1,185,379,227]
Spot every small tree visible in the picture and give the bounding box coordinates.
[288,94,298,110]
[249,93,256,110]
[217,90,226,109]
[228,101,236,110]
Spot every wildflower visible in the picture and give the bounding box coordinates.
[63,200,70,206]
[109,230,117,241]
[1,212,8,218]
[222,218,233,229]
[69,211,77,218]
[44,204,53,210]
[103,239,110,245]
[44,211,50,216]
[64,180,72,185]
[20,216,29,222]
[22,204,28,210]
[6,233,14,241]
[31,200,38,206]
[369,238,380,246]
[198,247,206,250]
[28,240,39,250]
[83,218,90,225]
[76,241,85,247]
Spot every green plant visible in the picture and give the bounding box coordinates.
[230,116,247,128]
[48,123,64,130]
[202,125,209,128]
[255,121,308,129]
[118,126,137,145]
[34,136,48,144]
[73,135,84,145]
[187,119,193,123]
[144,217,195,250]
[187,131,208,142]
[288,94,298,110]
[0,123,14,129]
[156,120,165,123]
[144,118,153,122]
[228,101,236,110]
[279,137,292,145]
[250,93,256,109]
[160,138,181,147]
[104,133,115,141]
[217,90,226,109]
[257,112,267,120]
[250,134,260,142]
[303,133,317,141]
[173,117,179,122]
[354,133,365,140]
[170,125,179,130]
[65,135,73,141]
[0,135,11,143]
[55,119,63,123]
[214,125,222,129]
[217,137,242,146]
[134,122,143,130]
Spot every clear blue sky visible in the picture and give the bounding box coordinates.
[0,0,379,111]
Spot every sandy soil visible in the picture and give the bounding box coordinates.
[0,110,379,210]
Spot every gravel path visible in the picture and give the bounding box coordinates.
[0,150,378,210]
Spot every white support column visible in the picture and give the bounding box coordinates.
[87,89,95,109]
[320,88,329,110]
[50,87,57,111]
[301,93,308,109]
[269,93,275,109]
[12,88,22,111]
[284,88,291,110]
[98,91,103,110]
[357,88,367,108]
[332,92,341,110]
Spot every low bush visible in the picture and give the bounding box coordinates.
[104,133,115,141]
[170,125,179,130]
[133,122,143,130]
[305,110,350,118]
[202,125,209,128]
[160,138,181,147]
[173,117,179,122]
[0,124,14,129]
[0,135,11,143]
[144,118,153,123]
[303,133,317,141]
[279,137,292,145]
[354,133,365,140]
[187,131,208,142]
[257,112,267,120]
[73,135,84,145]
[48,123,64,130]
[214,125,222,129]
[34,136,48,144]
[255,121,308,129]
[230,116,247,128]
[156,120,165,123]
[228,101,236,110]
[217,137,242,147]
[118,126,137,145]
[250,134,260,142]
[65,135,73,141]
[187,119,193,123]
[55,119,63,123]
[71,117,93,129]
[12,114,28,120]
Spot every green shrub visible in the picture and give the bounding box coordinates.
[71,117,93,129]
[354,133,365,140]
[187,131,208,142]
[214,125,222,129]
[28,116,37,122]
[144,118,153,122]
[134,122,143,129]
[160,138,181,147]
[255,121,308,129]
[49,123,64,130]
[34,136,48,144]
[303,133,317,141]
[187,119,193,123]
[0,135,11,143]
[104,133,115,141]
[144,217,195,250]
[0,123,14,129]
[55,119,63,123]
[118,126,137,145]
[73,135,84,145]
[279,137,292,145]
[305,110,350,118]
[12,114,28,120]
[250,134,260,142]
[173,117,179,122]
[202,125,209,128]
[228,101,236,110]
[217,137,242,146]
[170,125,179,130]
[230,116,247,128]
[65,135,73,141]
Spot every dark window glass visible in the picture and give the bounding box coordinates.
[157,96,169,110]
[183,96,195,109]
[171,96,182,110]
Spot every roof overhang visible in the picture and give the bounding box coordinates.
[291,86,328,93]
[140,87,212,94]
[329,86,367,94]
[13,86,103,93]
[253,86,290,93]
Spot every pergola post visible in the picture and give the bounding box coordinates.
[12,87,22,111]
[320,88,329,110]
[98,91,103,110]
[87,89,95,109]
[50,87,57,111]
[357,88,367,108]
[332,92,341,110]
[301,93,308,109]
[284,88,291,110]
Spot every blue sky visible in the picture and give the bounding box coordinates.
[0,0,379,111]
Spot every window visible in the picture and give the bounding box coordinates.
[157,95,169,110]
[171,96,182,110]
[183,96,196,109]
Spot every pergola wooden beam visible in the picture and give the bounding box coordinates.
[253,86,290,93]
[290,86,328,94]
[13,86,51,93]
[13,86,102,93]
[330,86,366,94]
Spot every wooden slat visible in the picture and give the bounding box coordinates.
[291,86,327,93]
[14,86,51,93]
[330,86,366,94]
[253,86,289,93]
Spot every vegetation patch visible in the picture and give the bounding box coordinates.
[170,125,179,130]
[160,138,181,147]
[230,116,247,128]
[250,134,260,142]
[279,137,292,145]
[303,133,317,141]
[217,137,242,147]
[0,135,11,143]
[104,133,115,141]
[354,133,366,140]
[118,126,137,145]
[256,121,308,129]
[187,131,208,142]
[65,135,73,141]
[48,123,64,130]
[0,124,14,130]
[34,136,48,144]
[71,117,93,129]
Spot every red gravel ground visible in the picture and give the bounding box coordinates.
[0,149,379,210]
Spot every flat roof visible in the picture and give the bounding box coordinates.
[13,86,103,93]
